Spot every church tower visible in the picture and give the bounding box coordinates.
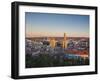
[50,38,56,48]
[62,33,67,48]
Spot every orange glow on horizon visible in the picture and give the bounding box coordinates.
[26,32,89,38]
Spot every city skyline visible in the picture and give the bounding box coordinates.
[25,12,89,37]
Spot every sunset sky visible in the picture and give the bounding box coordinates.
[25,12,89,37]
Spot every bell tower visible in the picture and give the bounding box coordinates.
[62,33,67,48]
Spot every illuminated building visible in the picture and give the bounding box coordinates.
[62,33,67,48]
[50,38,56,48]
[49,33,67,48]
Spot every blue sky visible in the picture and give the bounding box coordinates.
[25,12,89,37]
